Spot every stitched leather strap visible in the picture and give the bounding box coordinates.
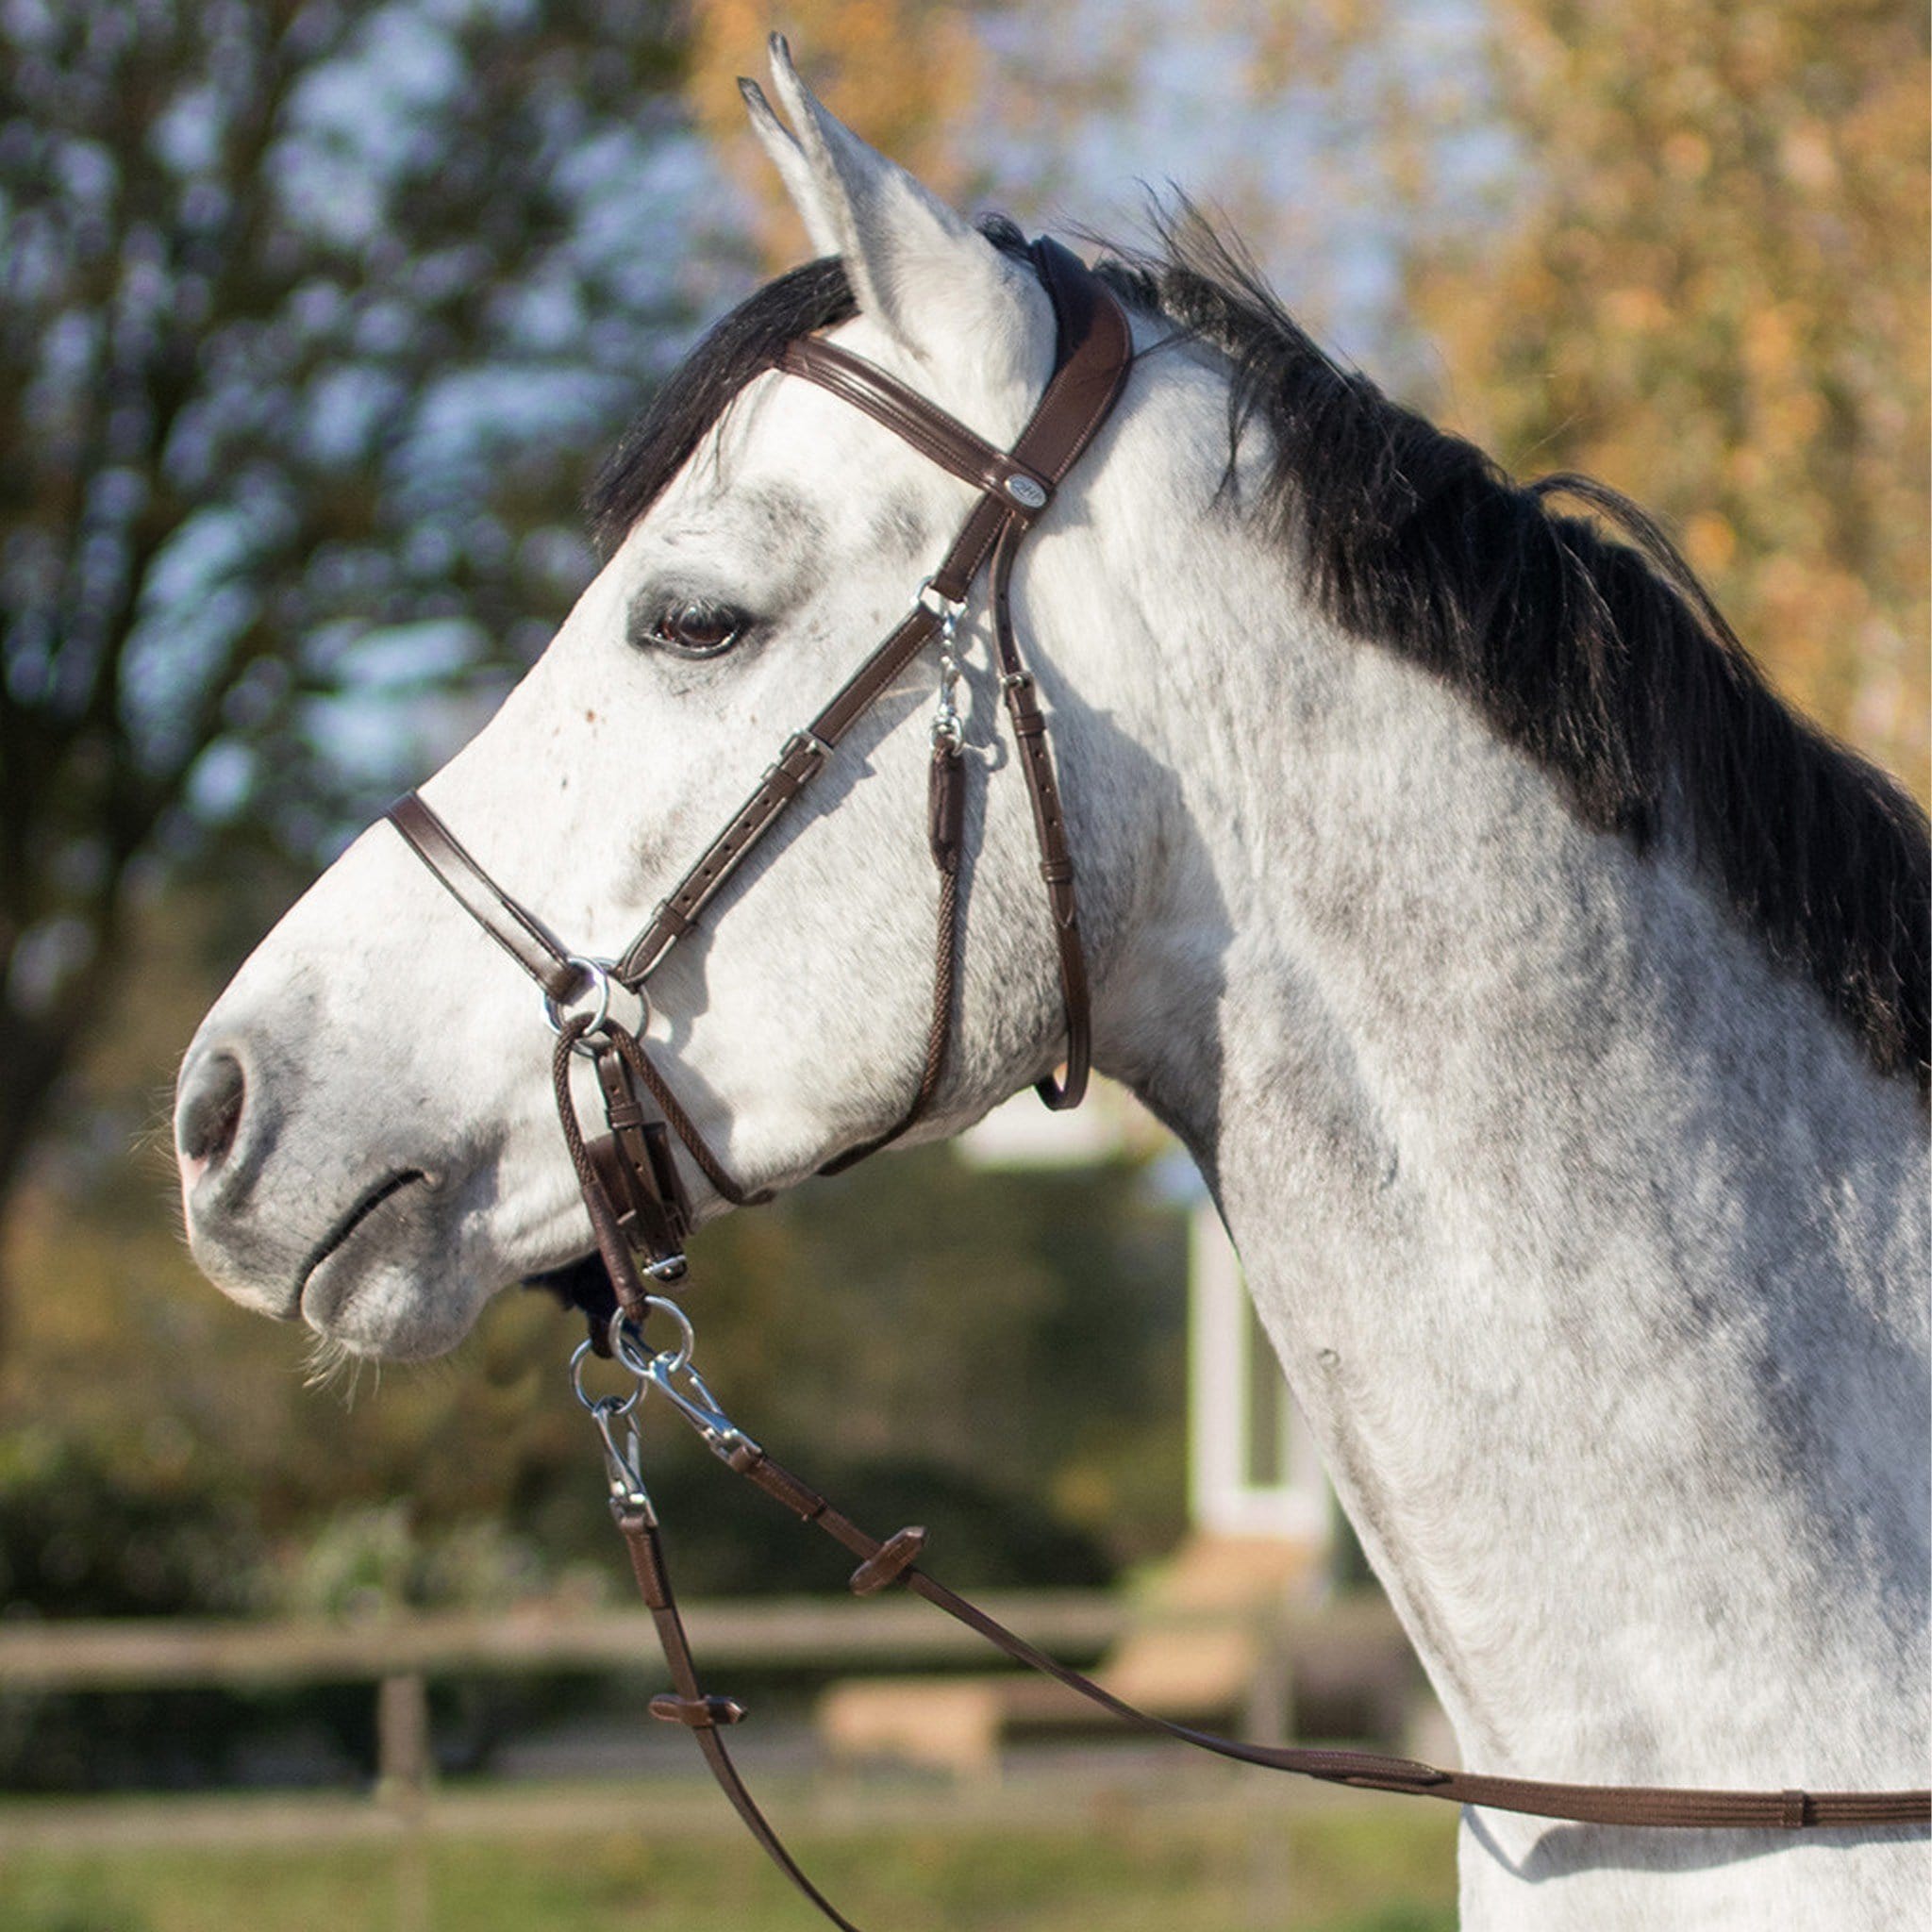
[611,619,942,988]
[975,238,1131,1107]
[991,519,1090,1108]
[387,793,583,1003]
[780,338,1055,511]
[1005,238,1137,489]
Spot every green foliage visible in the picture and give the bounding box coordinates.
[0,1429,259,1619]
[687,1144,1191,1568]
[1411,0,1928,799]
[0,1876,149,1932]
[270,1505,549,1620]
[0,1431,269,1793]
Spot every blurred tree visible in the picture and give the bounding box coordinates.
[943,0,1925,797]
[969,0,1421,347]
[0,0,690,1273]
[1409,0,1929,798]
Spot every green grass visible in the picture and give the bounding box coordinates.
[0,1802,1456,1932]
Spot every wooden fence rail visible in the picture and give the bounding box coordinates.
[0,1591,1136,1692]
[0,1591,1415,1908]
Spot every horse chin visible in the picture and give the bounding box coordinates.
[299,1241,489,1362]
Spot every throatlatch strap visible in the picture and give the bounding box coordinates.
[990,518,1090,1108]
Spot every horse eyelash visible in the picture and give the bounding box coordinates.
[629,595,755,659]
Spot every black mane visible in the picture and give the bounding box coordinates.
[587,211,1930,1096]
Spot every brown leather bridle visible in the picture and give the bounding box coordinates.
[379,236,1927,1925]
[390,235,1124,1319]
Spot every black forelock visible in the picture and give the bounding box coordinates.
[585,255,858,557]
[585,217,1033,558]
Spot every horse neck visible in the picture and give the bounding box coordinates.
[1074,458,1930,1789]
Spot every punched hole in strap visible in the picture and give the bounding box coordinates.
[651,1692,747,1729]
[848,1526,926,1596]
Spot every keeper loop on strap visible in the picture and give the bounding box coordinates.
[849,1525,927,1596]
[651,1692,748,1729]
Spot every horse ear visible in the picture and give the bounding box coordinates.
[738,35,1049,393]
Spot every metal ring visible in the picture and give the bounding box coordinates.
[570,1338,641,1417]
[609,1296,694,1379]
[542,957,616,1056]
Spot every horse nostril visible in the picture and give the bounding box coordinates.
[177,1050,247,1173]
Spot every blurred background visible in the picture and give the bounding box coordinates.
[1,2,1924,1928]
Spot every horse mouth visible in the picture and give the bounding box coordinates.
[295,1168,426,1319]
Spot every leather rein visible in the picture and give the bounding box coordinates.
[378,234,1928,1925]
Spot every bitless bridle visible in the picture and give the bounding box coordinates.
[379,236,1927,1928]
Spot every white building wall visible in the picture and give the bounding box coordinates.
[962,1083,1334,1557]
[1188,1201,1331,1547]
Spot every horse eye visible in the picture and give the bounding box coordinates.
[637,598,749,659]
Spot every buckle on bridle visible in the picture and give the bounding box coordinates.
[916,577,968,623]
[777,727,833,762]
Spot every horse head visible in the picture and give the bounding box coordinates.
[175,41,1154,1358]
